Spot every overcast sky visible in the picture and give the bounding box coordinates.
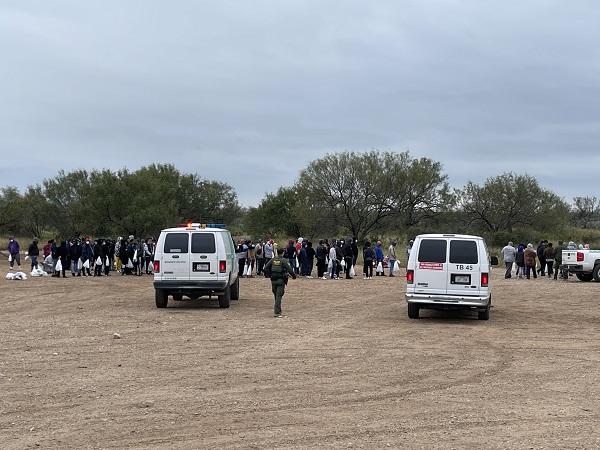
[1,1,599,208]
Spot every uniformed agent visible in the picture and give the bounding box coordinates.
[263,247,296,317]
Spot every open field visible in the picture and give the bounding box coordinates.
[2,265,600,449]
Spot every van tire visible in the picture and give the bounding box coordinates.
[231,277,240,300]
[593,265,600,283]
[155,289,168,308]
[218,285,231,308]
[478,304,490,320]
[407,303,420,319]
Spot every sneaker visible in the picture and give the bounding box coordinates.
[274,314,282,318]
[320,276,327,280]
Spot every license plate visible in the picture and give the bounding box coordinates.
[452,274,470,284]
[193,262,210,272]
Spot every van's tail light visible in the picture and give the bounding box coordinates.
[153,261,160,273]
[219,261,226,273]
[481,272,489,287]
[577,252,584,262]
[406,269,414,284]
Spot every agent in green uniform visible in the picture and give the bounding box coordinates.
[264,247,296,317]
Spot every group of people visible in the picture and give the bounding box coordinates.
[501,239,588,280]
[236,236,412,318]
[6,235,156,278]
[234,236,414,282]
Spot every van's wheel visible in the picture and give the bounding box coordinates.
[407,303,420,319]
[593,265,600,283]
[155,289,168,308]
[218,285,231,308]
[231,277,240,300]
[478,304,490,320]
[576,273,593,282]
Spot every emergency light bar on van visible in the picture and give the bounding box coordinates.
[178,223,226,229]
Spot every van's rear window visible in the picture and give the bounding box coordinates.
[164,233,189,253]
[191,233,216,253]
[418,239,446,263]
[449,240,478,264]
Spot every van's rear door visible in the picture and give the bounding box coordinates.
[190,232,219,282]
[161,232,190,280]
[447,239,480,296]
[414,239,447,295]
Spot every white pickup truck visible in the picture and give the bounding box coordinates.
[561,249,600,282]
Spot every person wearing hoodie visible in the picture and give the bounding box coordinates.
[7,236,21,270]
[80,237,93,276]
[387,240,398,277]
[68,238,82,276]
[55,241,68,278]
[27,238,40,271]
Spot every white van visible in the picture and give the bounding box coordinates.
[405,234,496,320]
[153,223,239,308]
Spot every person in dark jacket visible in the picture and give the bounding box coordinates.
[55,241,69,278]
[515,244,525,279]
[119,238,130,275]
[102,239,111,276]
[363,242,376,279]
[80,237,93,276]
[27,238,40,271]
[343,238,354,279]
[68,238,82,276]
[93,239,104,276]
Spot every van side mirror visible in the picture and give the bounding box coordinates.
[490,256,499,266]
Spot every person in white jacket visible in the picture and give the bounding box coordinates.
[387,240,398,277]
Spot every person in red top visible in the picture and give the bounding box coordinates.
[43,240,52,258]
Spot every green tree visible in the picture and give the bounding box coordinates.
[455,173,570,233]
[20,185,53,238]
[244,187,303,239]
[42,170,92,237]
[0,187,23,234]
[295,150,451,241]
[570,196,600,229]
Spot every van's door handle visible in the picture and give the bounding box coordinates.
[172,255,179,259]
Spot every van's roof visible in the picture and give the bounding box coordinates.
[160,225,230,233]
[415,233,484,240]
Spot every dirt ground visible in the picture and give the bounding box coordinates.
[2,262,600,450]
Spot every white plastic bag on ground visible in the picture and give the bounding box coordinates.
[30,268,47,277]
[13,271,27,280]
[6,273,14,280]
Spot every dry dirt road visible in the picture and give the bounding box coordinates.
[1,266,600,450]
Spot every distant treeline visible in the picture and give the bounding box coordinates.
[1,151,599,245]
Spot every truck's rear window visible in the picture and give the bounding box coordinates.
[449,240,478,264]
[164,233,189,253]
[191,233,216,253]
[418,239,447,263]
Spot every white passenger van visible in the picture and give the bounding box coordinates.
[153,223,239,308]
[405,234,496,320]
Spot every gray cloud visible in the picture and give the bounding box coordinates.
[1,0,599,207]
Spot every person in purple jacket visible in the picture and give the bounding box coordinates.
[7,236,21,270]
